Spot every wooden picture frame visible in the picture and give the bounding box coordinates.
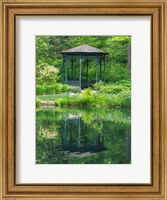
[0,0,166,199]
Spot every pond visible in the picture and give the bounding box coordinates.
[36,107,131,164]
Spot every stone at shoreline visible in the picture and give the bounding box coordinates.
[40,101,55,107]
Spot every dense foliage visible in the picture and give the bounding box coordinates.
[36,36,131,107]
[55,83,130,108]
[36,84,81,95]
[36,36,131,85]
[36,80,130,108]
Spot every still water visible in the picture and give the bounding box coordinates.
[36,108,131,164]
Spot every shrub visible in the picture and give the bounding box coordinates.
[95,94,118,107]
[55,89,95,107]
[38,83,131,108]
[54,88,131,108]
[118,80,131,88]
[54,84,63,93]
[93,81,104,91]
[36,64,59,85]
[82,88,93,98]
[56,95,77,107]
[100,84,125,94]
[61,84,70,92]
[81,89,95,104]
[117,90,131,107]
[45,85,55,94]
[68,86,81,93]
[36,85,45,95]
[36,83,81,95]
[106,65,130,83]
[36,98,41,107]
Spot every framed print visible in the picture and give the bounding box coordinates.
[0,0,167,199]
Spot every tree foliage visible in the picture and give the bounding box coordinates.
[36,36,131,85]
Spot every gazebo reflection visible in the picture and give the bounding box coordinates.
[36,108,131,162]
[60,114,105,157]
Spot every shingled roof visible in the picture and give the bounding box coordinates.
[60,44,108,55]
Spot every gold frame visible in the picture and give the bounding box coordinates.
[0,0,166,199]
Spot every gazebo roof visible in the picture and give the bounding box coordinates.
[60,44,108,55]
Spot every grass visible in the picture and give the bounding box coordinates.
[36,84,81,95]
[37,93,69,101]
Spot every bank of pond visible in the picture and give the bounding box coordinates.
[36,82,131,108]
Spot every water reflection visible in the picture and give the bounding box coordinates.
[36,108,131,164]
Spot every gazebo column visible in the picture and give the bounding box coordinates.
[65,56,67,83]
[63,122,67,147]
[71,56,74,80]
[87,56,89,85]
[96,56,98,82]
[62,55,65,83]
[79,55,82,88]
[70,124,73,143]
[100,57,102,80]
[78,118,81,147]
[102,121,104,145]
[104,55,106,82]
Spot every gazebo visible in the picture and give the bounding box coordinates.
[60,44,108,88]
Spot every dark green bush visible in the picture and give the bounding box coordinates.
[54,84,63,93]
[36,98,41,107]
[118,80,131,88]
[61,84,70,92]
[100,84,127,94]
[45,85,55,94]
[117,90,131,107]
[105,65,130,83]
[36,85,45,95]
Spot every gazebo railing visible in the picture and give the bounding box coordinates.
[66,80,80,87]
[66,80,96,89]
